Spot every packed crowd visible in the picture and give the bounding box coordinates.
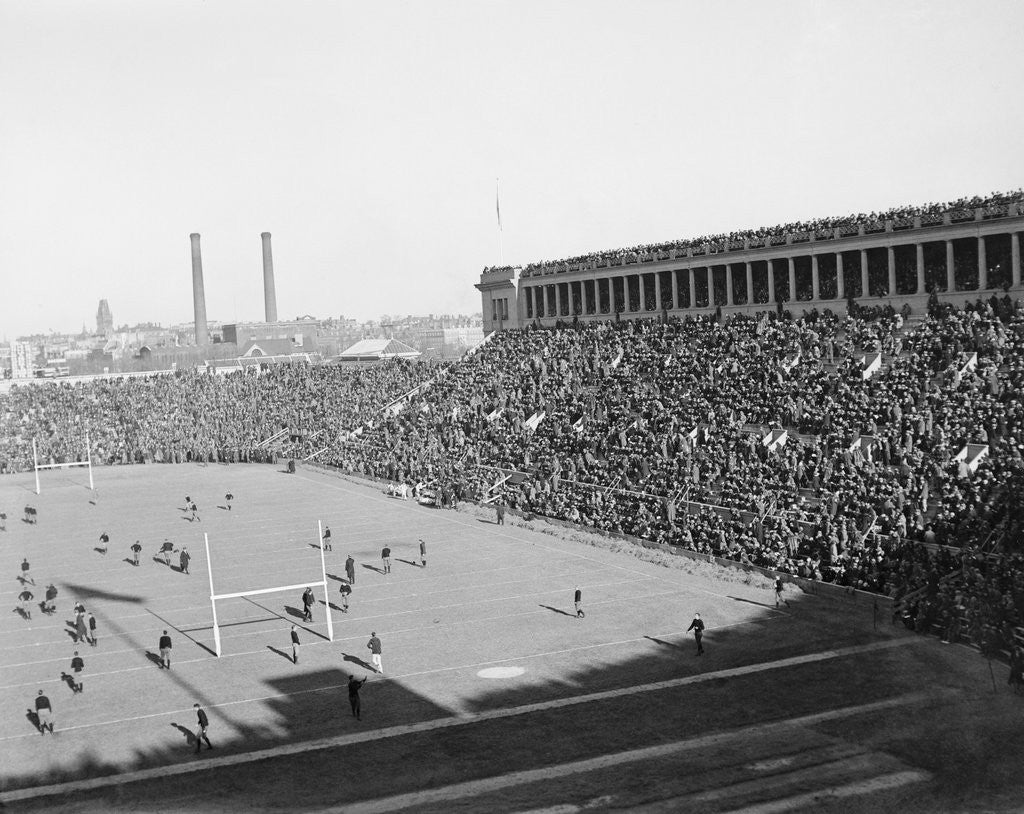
[894,542,1024,672]
[481,189,1024,277]
[327,301,1023,596]
[0,361,438,473]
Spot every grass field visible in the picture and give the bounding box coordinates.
[0,462,1021,813]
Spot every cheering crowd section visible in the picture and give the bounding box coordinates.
[327,300,1024,592]
[0,361,438,473]
[483,188,1024,277]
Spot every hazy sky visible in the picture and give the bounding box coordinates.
[1,1,1021,338]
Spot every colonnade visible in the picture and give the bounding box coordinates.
[521,231,1022,320]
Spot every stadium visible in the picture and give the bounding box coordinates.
[4,2,1024,811]
[1,186,1023,813]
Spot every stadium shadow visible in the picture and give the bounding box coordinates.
[2,594,930,811]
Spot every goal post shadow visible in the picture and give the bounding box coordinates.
[203,522,334,657]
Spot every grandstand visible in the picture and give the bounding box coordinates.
[477,189,1024,334]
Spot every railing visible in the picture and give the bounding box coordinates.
[257,427,289,449]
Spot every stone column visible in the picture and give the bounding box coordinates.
[946,240,955,292]
[555,283,562,317]
[767,261,776,304]
[688,269,696,310]
[811,255,820,301]
[745,262,753,304]
[638,274,646,312]
[787,257,796,301]
[887,246,896,295]
[836,253,844,300]
[860,250,869,297]
[671,270,679,310]
[916,243,925,294]
[978,236,988,290]
[706,267,713,307]
[654,274,663,311]
[1012,232,1021,287]
[725,266,734,306]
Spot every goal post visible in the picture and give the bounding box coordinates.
[204,525,334,657]
[32,433,94,495]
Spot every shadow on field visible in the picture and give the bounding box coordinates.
[342,653,376,671]
[645,635,682,649]
[171,722,196,745]
[728,595,777,609]
[538,604,575,618]
[0,666,457,800]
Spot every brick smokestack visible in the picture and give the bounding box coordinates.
[261,232,278,323]
[190,233,209,345]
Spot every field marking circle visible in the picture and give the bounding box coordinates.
[477,666,525,679]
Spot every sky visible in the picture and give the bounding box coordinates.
[1,0,1022,339]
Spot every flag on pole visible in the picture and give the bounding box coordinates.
[496,179,502,231]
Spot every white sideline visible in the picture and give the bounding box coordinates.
[0,638,924,804]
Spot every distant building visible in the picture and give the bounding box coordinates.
[417,325,484,358]
[96,299,113,337]
[336,338,421,362]
[222,319,320,348]
[11,341,35,379]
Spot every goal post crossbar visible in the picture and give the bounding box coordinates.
[204,523,334,657]
[212,581,325,602]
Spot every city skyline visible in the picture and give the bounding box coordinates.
[2,1,1022,339]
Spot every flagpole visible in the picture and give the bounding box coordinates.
[496,177,503,266]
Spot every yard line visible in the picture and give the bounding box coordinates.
[0,650,934,805]
[0,557,634,654]
[0,582,685,688]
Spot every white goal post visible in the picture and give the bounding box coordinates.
[203,521,334,657]
[32,433,94,495]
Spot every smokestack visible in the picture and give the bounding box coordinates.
[261,232,278,323]
[190,233,209,346]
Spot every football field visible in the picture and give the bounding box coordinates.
[0,463,1019,812]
